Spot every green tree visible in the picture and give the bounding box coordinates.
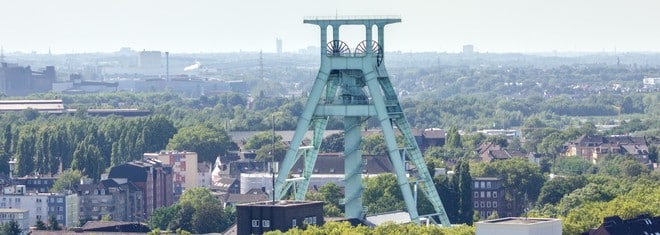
[3,124,12,154]
[536,175,587,205]
[363,174,405,214]
[178,187,221,210]
[150,205,181,230]
[140,116,177,153]
[1,220,22,235]
[456,159,473,225]
[192,203,229,233]
[169,202,195,232]
[361,134,387,156]
[486,211,499,220]
[320,132,344,153]
[35,220,47,230]
[101,214,112,221]
[51,169,83,193]
[446,126,463,149]
[553,156,592,175]
[48,214,61,230]
[433,175,459,222]
[472,159,545,216]
[167,125,237,163]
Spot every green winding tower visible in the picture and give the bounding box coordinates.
[273,16,450,226]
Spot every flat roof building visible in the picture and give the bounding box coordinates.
[235,200,324,235]
[475,217,562,235]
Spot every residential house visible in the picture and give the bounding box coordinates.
[11,176,57,193]
[144,151,198,198]
[563,135,650,164]
[0,185,50,229]
[107,158,173,219]
[198,162,212,188]
[0,208,29,234]
[475,142,526,163]
[72,178,143,223]
[473,177,520,219]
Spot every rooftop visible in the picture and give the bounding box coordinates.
[237,200,323,208]
[303,15,401,26]
[480,217,561,225]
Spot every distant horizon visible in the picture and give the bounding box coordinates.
[1,0,659,55]
[4,47,660,56]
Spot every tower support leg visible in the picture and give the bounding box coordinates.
[344,116,363,218]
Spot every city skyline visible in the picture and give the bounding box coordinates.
[1,0,659,54]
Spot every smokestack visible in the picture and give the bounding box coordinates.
[166,51,170,88]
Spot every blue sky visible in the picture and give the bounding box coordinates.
[1,0,659,54]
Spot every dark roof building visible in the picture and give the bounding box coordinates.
[107,158,173,219]
[81,221,151,233]
[235,200,324,235]
[582,214,660,235]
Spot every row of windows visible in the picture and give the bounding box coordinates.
[2,197,63,203]
[1,198,21,203]
[252,217,318,229]
[474,191,498,198]
[251,219,270,228]
[475,201,497,208]
[474,181,493,189]
[303,216,317,225]
[26,180,52,185]
[0,213,23,219]
[478,210,497,218]
[36,215,64,221]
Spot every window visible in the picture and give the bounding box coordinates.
[49,198,55,203]
[493,192,498,198]
[474,201,479,208]
[474,182,479,189]
[303,216,317,225]
[58,206,63,212]
[36,198,42,203]
[487,191,491,198]
[292,219,297,227]
[480,191,485,198]
[480,182,485,188]
[262,220,270,228]
[480,202,485,208]
[474,192,479,198]
[493,201,497,208]
[57,215,63,220]
[36,207,42,212]
[57,198,63,203]
[487,182,492,188]
[36,215,42,220]
[487,201,491,208]
[251,220,260,227]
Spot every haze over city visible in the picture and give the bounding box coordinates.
[1,0,659,54]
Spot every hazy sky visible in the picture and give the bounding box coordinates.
[1,0,659,54]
